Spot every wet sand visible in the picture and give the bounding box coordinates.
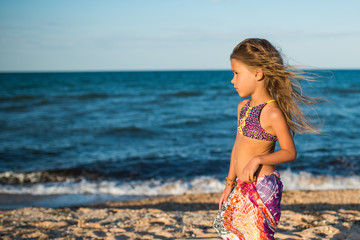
[1,189,360,239]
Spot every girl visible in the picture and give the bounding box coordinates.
[213,38,321,240]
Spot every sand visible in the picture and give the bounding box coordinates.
[1,189,360,240]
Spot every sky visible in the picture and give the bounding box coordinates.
[0,0,359,72]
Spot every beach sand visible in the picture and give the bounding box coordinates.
[1,189,360,239]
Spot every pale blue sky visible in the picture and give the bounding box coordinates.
[0,0,359,72]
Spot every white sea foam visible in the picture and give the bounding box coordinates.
[280,169,360,190]
[0,170,359,196]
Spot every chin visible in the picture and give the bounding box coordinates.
[235,90,243,97]
[238,92,249,98]
[235,89,250,98]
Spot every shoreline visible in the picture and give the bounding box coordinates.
[1,189,360,239]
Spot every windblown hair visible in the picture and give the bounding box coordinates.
[231,38,322,135]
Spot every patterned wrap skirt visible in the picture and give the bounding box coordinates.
[213,171,283,240]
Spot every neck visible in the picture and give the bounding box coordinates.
[250,90,272,107]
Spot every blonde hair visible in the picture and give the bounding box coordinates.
[231,38,323,135]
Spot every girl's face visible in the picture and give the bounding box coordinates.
[230,59,258,97]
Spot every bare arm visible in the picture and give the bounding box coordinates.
[258,107,296,164]
[227,142,237,180]
[227,100,248,180]
[219,139,237,209]
[241,106,296,182]
[218,101,245,209]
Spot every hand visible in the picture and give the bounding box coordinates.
[241,156,262,183]
[218,186,233,210]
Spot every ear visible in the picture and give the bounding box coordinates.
[254,68,264,81]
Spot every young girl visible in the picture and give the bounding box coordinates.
[213,38,320,239]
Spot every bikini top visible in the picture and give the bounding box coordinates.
[237,99,278,142]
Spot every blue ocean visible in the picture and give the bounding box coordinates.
[0,70,359,209]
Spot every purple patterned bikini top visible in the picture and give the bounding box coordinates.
[237,99,278,141]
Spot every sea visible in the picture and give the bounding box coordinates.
[0,69,359,209]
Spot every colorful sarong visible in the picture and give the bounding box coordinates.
[213,172,283,240]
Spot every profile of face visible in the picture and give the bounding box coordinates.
[230,58,260,98]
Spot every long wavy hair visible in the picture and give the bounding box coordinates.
[231,38,323,135]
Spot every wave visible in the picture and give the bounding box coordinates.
[1,170,359,196]
[0,95,38,102]
[0,93,130,105]
[279,169,360,190]
[0,176,221,196]
[160,91,202,98]
[161,115,229,128]
[67,93,112,100]
[97,126,156,138]
[0,169,102,185]
[324,88,360,94]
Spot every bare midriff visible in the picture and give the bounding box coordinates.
[233,133,276,178]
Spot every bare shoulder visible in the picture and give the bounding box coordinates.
[262,101,286,125]
[237,99,248,112]
[236,99,248,120]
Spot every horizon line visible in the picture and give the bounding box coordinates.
[0,67,359,74]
